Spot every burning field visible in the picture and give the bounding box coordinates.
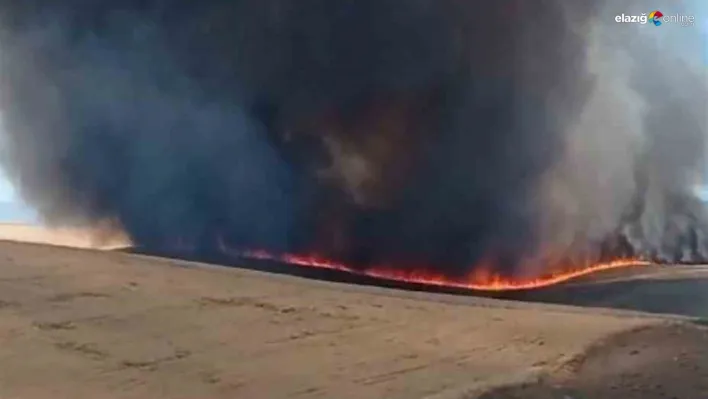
[0,0,705,290]
[1,3,708,397]
[0,239,707,399]
[241,250,650,292]
[0,1,707,292]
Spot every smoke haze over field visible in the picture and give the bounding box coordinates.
[0,1,705,277]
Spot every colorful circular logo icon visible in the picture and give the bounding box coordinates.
[649,10,664,26]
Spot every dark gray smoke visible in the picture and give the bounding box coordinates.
[0,1,705,278]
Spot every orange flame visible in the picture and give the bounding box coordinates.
[243,250,651,292]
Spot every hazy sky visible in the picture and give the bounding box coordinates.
[0,3,704,224]
[0,169,36,223]
[0,170,16,202]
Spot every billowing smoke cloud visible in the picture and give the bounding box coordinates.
[0,1,705,278]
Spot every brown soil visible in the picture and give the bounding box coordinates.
[478,323,708,399]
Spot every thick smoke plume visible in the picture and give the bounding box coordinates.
[0,1,705,277]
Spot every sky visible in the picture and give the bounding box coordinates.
[0,3,704,224]
[0,169,37,223]
[0,170,16,202]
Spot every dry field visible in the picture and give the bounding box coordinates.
[0,223,129,250]
[0,227,706,398]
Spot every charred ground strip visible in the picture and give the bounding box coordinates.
[124,247,703,319]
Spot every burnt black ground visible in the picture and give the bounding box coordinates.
[122,248,708,319]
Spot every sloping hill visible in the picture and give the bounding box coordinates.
[0,223,129,249]
[0,240,705,399]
